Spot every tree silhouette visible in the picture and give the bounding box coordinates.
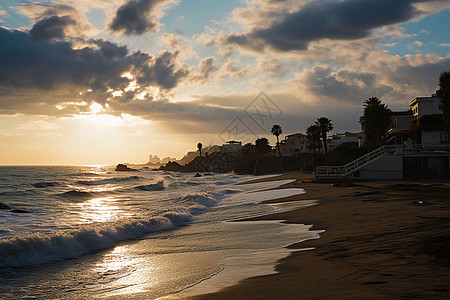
[254,138,271,157]
[436,71,450,142]
[271,124,282,157]
[360,97,391,149]
[315,117,333,154]
[197,143,203,157]
[306,124,321,155]
[254,137,272,175]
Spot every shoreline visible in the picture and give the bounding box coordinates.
[187,172,450,299]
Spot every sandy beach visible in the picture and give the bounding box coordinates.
[189,172,450,299]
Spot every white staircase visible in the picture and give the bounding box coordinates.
[314,145,397,181]
[314,144,450,181]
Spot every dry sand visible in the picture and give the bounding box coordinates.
[189,172,450,299]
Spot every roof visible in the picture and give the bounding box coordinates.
[390,110,413,116]
[410,94,437,105]
[285,132,306,138]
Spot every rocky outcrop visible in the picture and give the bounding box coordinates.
[159,161,184,172]
[159,153,235,173]
[115,164,138,172]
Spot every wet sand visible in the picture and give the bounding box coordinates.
[189,172,450,299]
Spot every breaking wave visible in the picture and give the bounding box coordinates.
[0,212,192,268]
[176,188,238,214]
[135,179,165,191]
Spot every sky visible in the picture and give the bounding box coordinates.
[0,0,449,165]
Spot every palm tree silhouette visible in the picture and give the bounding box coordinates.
[197,143,203,157]
[360,97,391,149]
[436,71,450,143]
[271,124,282,157]
[315,117,333,154]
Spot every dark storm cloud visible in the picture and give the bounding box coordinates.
[227,0,426,52]
[0,27,189,115]
[301,66,394,103]
[109,0,170,35]
[137,51,188,89]
[30,15,78,40]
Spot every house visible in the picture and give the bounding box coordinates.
[411,94,443,118]
[410,94,448,144]
[388,94,448,144]
[279,133,309,156]
[327,132,365,149]
[315,93,450,181]
[220,141,242,153]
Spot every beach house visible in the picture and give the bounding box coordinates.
[279,133,309,156]
[314,94,450,181]
[327,132,365,149]
[220,141,242,153]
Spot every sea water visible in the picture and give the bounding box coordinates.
[0,166,320,299]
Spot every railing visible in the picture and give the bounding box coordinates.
[314,143,450,179]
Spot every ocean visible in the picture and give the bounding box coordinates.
[0,166,320,299]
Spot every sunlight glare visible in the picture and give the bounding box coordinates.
[92,245,159,297]
[89,103,104,114]
[76,197,125,223]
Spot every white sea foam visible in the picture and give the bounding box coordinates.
[135,179,165,191]
[0,211,192,268]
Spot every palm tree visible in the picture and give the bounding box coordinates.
[271,124,282,157]
[306,124,321,155]
[315,117,333,154]
[436,71,450,142]
[197,143,203,157]
[360,97,391,149]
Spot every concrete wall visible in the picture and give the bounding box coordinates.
[359,155,403,180]
[422,131,442,144]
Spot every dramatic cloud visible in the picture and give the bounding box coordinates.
[0,27,189,115]
[136,51,189,89]
[285,35,450,107]
[30,15,79,40]
[109,0,175,35]
[22,3,92,40]
[296,66,394,104]
[226,0,432,52]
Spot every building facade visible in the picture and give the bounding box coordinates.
[279,133,309,156]
[327,132,365,149]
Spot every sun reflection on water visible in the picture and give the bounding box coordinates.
[92,245,160,297]
[76,197,128,223]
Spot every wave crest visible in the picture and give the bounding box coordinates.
[135,179,165,191]
[0,212,192,268]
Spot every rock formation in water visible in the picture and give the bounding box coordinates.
[115,164,138,171]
